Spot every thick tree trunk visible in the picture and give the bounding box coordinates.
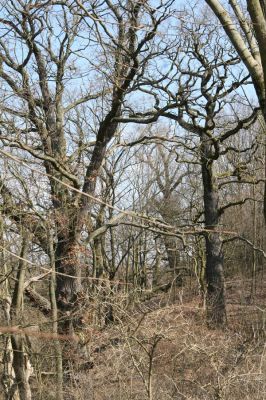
[201,135,227,328]
[55,121,120,308]
[55,239,83,312]
[55,143,109,309]
[205,231,226,327]
[263,109,266,225]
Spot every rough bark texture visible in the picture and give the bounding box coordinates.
[201,134,227,327]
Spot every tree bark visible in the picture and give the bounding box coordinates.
[11,237,28,314]
[48,232,63,400]
[10,335,32,400]
[1,232,34,400]
[201,134,227,327]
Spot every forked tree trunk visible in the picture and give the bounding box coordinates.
[55,134,117,313]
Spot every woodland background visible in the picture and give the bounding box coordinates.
[0,1,265,399]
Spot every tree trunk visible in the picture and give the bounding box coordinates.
[201,134,227,328]
[11,236,33,400]
[263,111,266,224]
[48,232,63,400]
[93,237,105,279]
[10,336,33,400]
[55,134,116,312]
[1,233,33,400]
[12,237,29,314]
[163,236,182,285]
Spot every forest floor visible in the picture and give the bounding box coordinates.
[63,275,266,400]
[1,276,265,400]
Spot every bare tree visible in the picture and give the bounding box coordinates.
[117,16,259,326]
[0,0,172,324]
[204,0,266,219]
[139,142,188,283]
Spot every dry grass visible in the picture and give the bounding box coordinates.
[66,277,265,400]
[0,277,265,400]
